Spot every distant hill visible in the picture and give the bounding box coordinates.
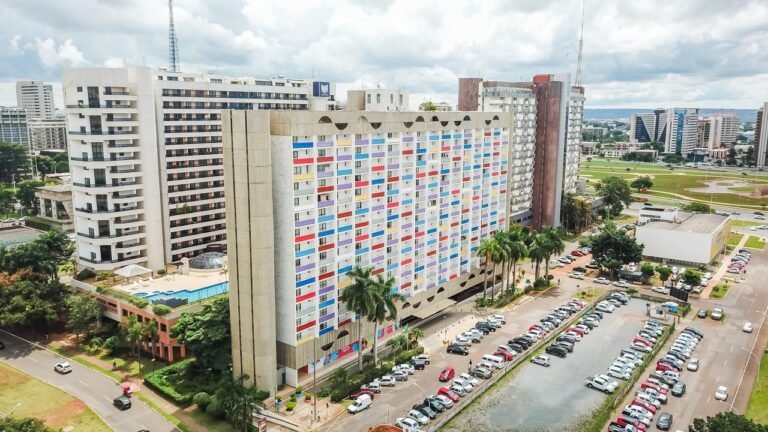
[584,108,757,124]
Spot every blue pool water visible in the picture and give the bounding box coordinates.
[141,281,229,303]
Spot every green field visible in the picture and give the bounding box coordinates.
[745,236,766,250]
[581,160,768,209]
[0,361,110,431]
[745,353,768,425]
[709,283,730,299]
[728,232,745,247]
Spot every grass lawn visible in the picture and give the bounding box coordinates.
[732,220,763,228]
[745,353,768,425]
[0,362,110,431]
[188,410,236,432]
[745,236,766,250]
[575,287,602,301]
[727,232,745,247]
[729,186,755,192]
[709,283,730,299]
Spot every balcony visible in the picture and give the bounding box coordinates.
[78,254,148,271]
[72,181,140,190]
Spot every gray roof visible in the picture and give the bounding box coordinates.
[641,213,728,234]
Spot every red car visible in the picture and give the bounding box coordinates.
[616,416,648,431]
[349,389,375,400]
[567,327,585,337]
[494,350,515,361]
[631,398,657,414]
[571,250,585,257]
[633,337,653,347]
[656,362,676,373]
[437,386,460,402]
[528,324,547,333]
[641,381,668,395]
[439,367,455,382]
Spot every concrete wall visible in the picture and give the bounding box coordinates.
[531,80,564,229]
[635,223,729,265]
[222,110,278,393]
[458,78,482,111]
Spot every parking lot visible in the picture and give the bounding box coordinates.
[444,299,654,432]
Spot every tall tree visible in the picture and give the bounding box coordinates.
[540,227,565,281]
[493,230,511,294]
[342,267,377,371]
[745,146,756,167]
[506,228,528,292]
[0,141,30,184]
[0,416,58,432]
[726,145,738,166]
[65,292,102,339]
[640,262,655,284]
[368,275,405,365]
[218,374,264,432]
[689,411,768,432]
[16,180,45,214]
[596,176,633,216]
[171,296,232,371]
[682,269,702,287]
[476,238,500,300]
[655,265,672,284]
[142,319,159,360]
[630,176,653,192]
[406,327,425,350]
[527,235,547,280]
[589,221,644,278]
[0,280,65,329]
[121,314,143,356]
[0,189,15,215]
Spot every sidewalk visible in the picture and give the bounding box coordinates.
[702,234,748,299]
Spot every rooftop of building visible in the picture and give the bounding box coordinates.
[640,212,729,234]
[38,183,71,193]
[0,225,44,248]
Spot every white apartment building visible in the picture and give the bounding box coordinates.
[28,117,67,152]
[697,113,740,150]
[630,108,699,155]
[757,102,768,167]
[565,87,585,194]
[63,66,335,272]
[346,88,409,111]
[16,80,56,120]
[0,107,29,147]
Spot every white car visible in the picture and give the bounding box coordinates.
[687,358,700,371]
[704,272,712,279]
[569,272,585,280]
[407,409,430,426]
[632,342,652,353]
[635,391,662,408]
[376,376,397,386]
[743,321,754,333]
[489,314,506,324]
[531,355,551,367]
[596,302,615,313]
[396,417,421,430]
[715,385,729,401]
[585,375,618,393]
[393,364,415,375]
[452,378,474,393]
[458,372,479,387]
[607,365,631,380]
[651,286,670,295]
[613,280,630,288]
[54,362,72,374]
[593,277,610,285]
[390,370,409,381]
[624,404,654,421]
[614,357,638,370]
[452,336,472,346]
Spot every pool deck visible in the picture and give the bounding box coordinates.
[112,271,227,297]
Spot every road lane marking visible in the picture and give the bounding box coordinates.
[723,360,728,367]
[78,380,90,387]
[27,357,39,363]
[730,345,734,353]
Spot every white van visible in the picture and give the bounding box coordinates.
[482,354,505,369]
[347,394,372,414]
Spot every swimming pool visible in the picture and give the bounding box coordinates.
[143,281,229,303]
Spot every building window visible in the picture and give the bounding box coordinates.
[376,93,381,104]
[367,94,371,104]
[77,86,83,92]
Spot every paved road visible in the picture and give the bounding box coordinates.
[0,329,179,432]
[607,245,768,430]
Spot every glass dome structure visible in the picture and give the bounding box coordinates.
[188,252,226,270]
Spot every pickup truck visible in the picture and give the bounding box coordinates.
[585,375,618,394]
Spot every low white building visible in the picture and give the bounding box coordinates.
[635,212,731,265]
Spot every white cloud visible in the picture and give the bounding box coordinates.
[104,57,125,68]
[34,37,86,68]
[9,34,22,53]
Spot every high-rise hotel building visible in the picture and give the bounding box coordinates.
[63,67,335,271]
[458,74,585,228]
[223,110,512,389]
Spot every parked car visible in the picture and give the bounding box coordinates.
[437,387,460,403]
[743,321,754,333]
[447,344,469,356]
[360,382,381,394]
[697,309,708,318]
[433,394,454,408]
[712,308,725,320]
[613,280,630,288]
[494,350,515,361]
[412,354,431,365]
[656,412,673,430]
[671,381,686,397]
[607,365,631,380]
[391,370,409,381]
[687,358,700,371]
[439,367,455,382]
[546,345,568,358]
[411,404,437,420]
[593,277,610,285]
[348,394,373,413]
[458,372,479,387]
[423,397,446,413]
[585,375,618,394]
[469,366,492,379]
[377,376,397,387]
[531,355,551,367]
[395,417,420,430]
[394,363,415,375]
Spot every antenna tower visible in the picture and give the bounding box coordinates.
[168,0,180,72]
[575,0,585,87]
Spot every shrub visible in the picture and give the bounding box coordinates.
[285,401,296,412]
[318,388,331,398]
[305,393,312,401]
[143,359,197,407]
[88,336,104,347]
[103,336,120,353]
[75,268,96,281]
[152,304,172,316]
[206,395,225,419]
[157,269,167,275]
[533,277,548,289]
[295,386,303,393]
[96,271,113,281]
[193,392,212,410]
[275,395,282,402]
[289,394,297,402]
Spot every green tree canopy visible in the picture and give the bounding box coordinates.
[640,262,655,283]
[655,265,672,283]
[663,154,685,164]
[682,202,714,213]
[342,266,377,371]
[0,141,30,183]
[171,296,232,371]
[681,269,702,287]
[65,292,102,339]
[596,176,633,216]
[630,176,653,192]
[726,145,738,166]
[689,411,768,432]
[16,180,45,213]
[0,189,15,214]
[0,416,58,432]
[640,141,665,153]
[368,274,405,364]
[421,101,438,111]
[0,280,66,329]
[217,374,266,431]
[589,221,644,275]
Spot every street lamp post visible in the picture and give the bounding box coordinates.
[312,329,349,423]
[442,315,447,344]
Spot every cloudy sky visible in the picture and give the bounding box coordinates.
[2,0,768,110]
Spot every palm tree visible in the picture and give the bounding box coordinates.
[540,227,565,281]
[219,374,263,432]
[527,235,547,280]
[493,231,511,294]
[406,328,425,350]
[385,334,408,355]
[368,275,405,365]
[476,238,499,300]
[141,319,159,360]
[489,241,508,299]
[121,315,143,356]
[343,267,377,371]
[506,228,528,293]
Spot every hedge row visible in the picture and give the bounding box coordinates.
[143,359,195,407]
